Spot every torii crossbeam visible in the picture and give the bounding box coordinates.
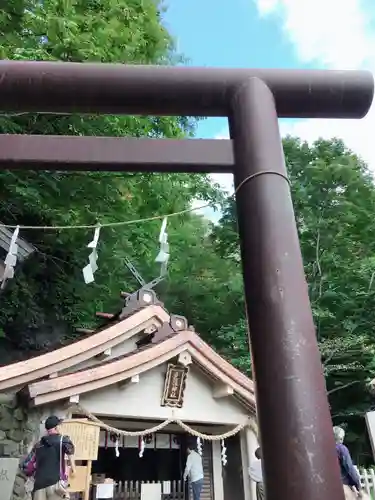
[0,61,373,500]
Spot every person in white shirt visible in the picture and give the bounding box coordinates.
[248,447,265,500]
[183,441,204,500]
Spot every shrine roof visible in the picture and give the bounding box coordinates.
[0,290,255,411]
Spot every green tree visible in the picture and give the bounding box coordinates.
[212,137,375,463]
[214,319,250,375]
[163,213,245,342]
[0,0,223,351]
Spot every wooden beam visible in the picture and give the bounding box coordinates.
[118,374,140,389]
[0,62,370,118]
[75,328,95,335]
[0,135,234,173]
[0,305,170,392]
[213,384,234,399]
[95,312,114,319]
[95,348,112,360]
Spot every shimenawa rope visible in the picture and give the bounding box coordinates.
[73,404,257,441]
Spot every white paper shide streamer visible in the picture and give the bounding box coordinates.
[155,217,169,274]
[221,439,227,466]
[115,438,120,458]
[82,225,101,284]
[197,437,203,456]
[139,437,145,458]
[1,226,20,289]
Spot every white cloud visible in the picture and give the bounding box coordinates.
[210,173,234,193]
[252,0,375,171]
[214,0,375,185]
[206,0,375,211]
[257,0,374,69]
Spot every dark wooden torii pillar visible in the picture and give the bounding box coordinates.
[0,61,373,500]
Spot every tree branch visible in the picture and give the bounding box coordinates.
[327,381,359,395]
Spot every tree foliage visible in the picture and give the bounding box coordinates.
[212,137,375,463]
[1,0,374,466]
[0,0,223,351]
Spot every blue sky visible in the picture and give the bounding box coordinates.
[163,0,375,199]
[164,0,300,141]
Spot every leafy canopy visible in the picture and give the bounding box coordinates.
[211,137,375,463]
[0,0,223,347]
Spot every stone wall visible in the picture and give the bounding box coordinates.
[0,394,41,500]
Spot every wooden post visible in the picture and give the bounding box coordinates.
[61,419,99,500]
[230,77,345,500]
[84,460,92,500]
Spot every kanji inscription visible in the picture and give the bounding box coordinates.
[61,419,100,461]
[161,363,188,408]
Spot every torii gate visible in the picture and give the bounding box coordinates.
[0,62,373,500]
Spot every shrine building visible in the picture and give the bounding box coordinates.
[0,289,258,500]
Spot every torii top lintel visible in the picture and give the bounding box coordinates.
[0,61,373,118]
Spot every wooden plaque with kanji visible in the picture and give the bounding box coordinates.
[61,419,100,461]
[161,363,188,408]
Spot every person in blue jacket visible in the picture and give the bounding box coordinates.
[334,426,363,499]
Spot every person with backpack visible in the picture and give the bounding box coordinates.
[22,415,75,500]
[334,426,363,499]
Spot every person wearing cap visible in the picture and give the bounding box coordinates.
[32,416,75,500]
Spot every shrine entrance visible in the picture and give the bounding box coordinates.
[90,424,216,500]
[93,431,187,499]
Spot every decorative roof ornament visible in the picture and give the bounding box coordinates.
[83,224,101,284]
[123,219,170,300]
[1,225,20,289]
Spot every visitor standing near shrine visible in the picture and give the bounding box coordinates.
[22,415,75,500]
[248,447,265,500]
[334,426,363,499]
[183,440,204,500]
